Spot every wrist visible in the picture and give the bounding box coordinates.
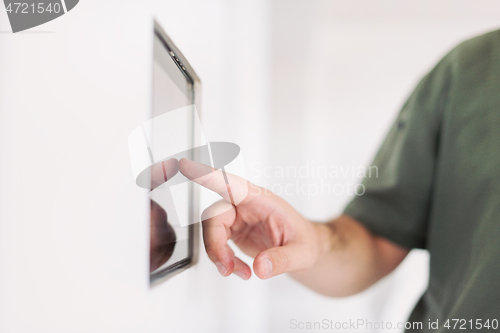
[313,222,336,261]
[288,221,335,280]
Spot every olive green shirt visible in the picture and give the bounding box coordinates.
[344,30,500,332]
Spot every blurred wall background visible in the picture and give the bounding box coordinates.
[1,1,499,332]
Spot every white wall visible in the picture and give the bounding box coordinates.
[0,0,271,333]
[1,1,500,333]
[0,1,154,332]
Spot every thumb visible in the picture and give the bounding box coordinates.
[253,243,312,279]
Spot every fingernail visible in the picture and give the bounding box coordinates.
[216,262,228,276]
[261,258,273,278]
[234,271,248,280]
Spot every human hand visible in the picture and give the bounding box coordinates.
[178,158,322,280]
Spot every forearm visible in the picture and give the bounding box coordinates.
[289,215,409,297]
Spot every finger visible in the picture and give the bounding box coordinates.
[224,244,252,280]
[178,158,251,205]
[232,255,251,280]
[253,243,313,279]
[202,200,252,279]
[202,201,237,276]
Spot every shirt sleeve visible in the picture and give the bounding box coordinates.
[343,54,453,250]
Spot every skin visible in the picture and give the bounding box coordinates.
[178,158,409,297]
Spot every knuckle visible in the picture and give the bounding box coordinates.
[204,243,219,258]
[274,248,291,270]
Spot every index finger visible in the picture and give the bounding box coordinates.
[178,158,251,205]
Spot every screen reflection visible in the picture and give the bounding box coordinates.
[149,157,182,272]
